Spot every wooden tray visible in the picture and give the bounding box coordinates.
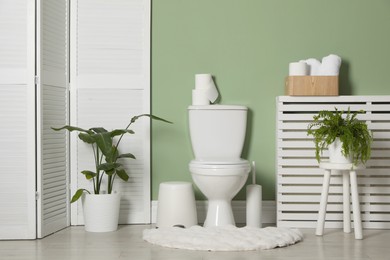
[285,76,338,96]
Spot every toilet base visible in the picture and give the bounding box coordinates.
[204,199,235,227]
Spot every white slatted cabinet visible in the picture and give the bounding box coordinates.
[276,96,390,229]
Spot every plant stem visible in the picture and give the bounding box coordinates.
[107,174,116,194]
[95,145,100,194]
[98,153,104,190]
[107,175,112,194]
[114,120,134,154]
[114,115,148,156]
[108,116,140,194]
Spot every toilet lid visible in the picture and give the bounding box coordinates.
[189,159,250,169]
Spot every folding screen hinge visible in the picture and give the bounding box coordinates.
[34,75,40,85]
[67,185,72,203]
[35,191,40,201]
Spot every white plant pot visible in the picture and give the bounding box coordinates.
[82,192,121,232]
[328,138,352,164]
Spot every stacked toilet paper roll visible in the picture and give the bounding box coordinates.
[289,54,341,76]
[192,74,219,105]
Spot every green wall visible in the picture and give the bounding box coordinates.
[151,0,390,200]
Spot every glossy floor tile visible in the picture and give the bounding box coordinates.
[1,225,390,260]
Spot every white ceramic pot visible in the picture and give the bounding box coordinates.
[328,138,352,164]
[82,192,121,232]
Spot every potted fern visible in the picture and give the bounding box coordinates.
[307,108,373,165]
[52,114,171,232]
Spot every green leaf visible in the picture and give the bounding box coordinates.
[148,114,173,124]
[110,129,135,137]
[104,146,119,163]
[117,153,136,159]
[92,132,113,157]
[78,133,95,144]
[51,125,91,133]
[70,189,90,203]
[116,168,129,182]
[81,170,97,180]
[90,127,108,133]
[97,162,121,172]
[130,114,173,124]
[105,169,115,176]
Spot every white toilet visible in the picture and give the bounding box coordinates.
[188,105,251,227]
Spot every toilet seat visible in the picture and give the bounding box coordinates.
[189,159,250,175]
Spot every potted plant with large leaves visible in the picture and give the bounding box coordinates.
[307,108,373,165]
[52,114,171,232]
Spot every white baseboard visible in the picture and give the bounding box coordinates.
[151,200,276,226]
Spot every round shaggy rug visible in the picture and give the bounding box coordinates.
[143,225,303,251]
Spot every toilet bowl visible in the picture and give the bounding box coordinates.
[188,105,249,227]
[189,160,250,227]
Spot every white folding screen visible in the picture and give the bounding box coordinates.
[0,0,149,238]
[36,0,70,238]
[70,0,151,224]
[0,0,37,239]
[277,96,390,229]
[0,0,69,239]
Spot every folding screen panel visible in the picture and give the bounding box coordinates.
[0,0,69,239]
[70,0,151,224]
[277,96,390,229]
[36,0,70,238]
[0,0,36,239]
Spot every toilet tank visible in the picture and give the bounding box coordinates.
[188,105,248,162]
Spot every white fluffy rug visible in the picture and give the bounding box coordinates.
[143,225,303,251]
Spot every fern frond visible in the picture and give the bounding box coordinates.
[307,107,373,164]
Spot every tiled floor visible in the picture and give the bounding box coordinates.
[1,225,390,260]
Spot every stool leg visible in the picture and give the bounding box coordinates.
[343,171,351,233]
[316,169,331,236]
[350,170,363,240]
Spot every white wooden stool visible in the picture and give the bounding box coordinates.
[316,161,365,240]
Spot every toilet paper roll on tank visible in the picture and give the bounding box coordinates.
[192,74,219,106]
[289,54,341,76]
